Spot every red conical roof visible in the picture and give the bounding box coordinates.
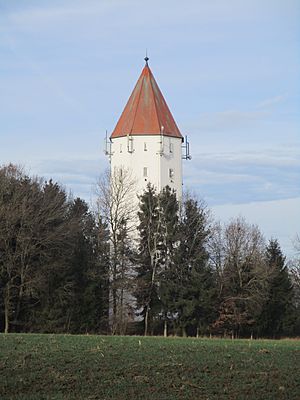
[111,62,182,139]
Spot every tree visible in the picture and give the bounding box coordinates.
[290,235,300,335]
[155,186,179,336]
[135,184,161,335]
[212,218,270,337]
[0,165,75,333]
[60,198,109,334]
[135,185,179,335]
[290,235,300,307]
[136,189,216,337]
[161,196,216,336]
[208,222,225,298]
[95,167,137,334]
[257,239,294,337]
[0,165,110,334]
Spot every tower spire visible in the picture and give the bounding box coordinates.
[144,49,149,65]
[111,60,182,139]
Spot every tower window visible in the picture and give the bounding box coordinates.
[169,168,174,179]
[144,142,147,151]
[127,134,134,153]
[120,144,123,153]
[143,167,148,177]
[169,142,173,153]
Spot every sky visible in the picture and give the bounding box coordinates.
[0,0,299,257]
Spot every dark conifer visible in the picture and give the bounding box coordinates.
[135,184,161,335]
[170,198,216,336]
[258,239,295,337]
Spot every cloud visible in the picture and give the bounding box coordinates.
[26,149,300,231]
[29,157,108,201]
[19,145,298,209]
[197,148,300,168]
[256,94,287,109]
[3,0,292,38]
[5,2,113,26]
[212,197,300,257]
[184,147,300,205]
[191,109,269,132]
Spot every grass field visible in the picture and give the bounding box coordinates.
[0,334,299,399]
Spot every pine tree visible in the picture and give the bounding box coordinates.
[169,197,216,336]
[258,239,295,337]
[135,184,161,335]
[64,198,109,334]
[136,190,216,337]
[157,186,179,336]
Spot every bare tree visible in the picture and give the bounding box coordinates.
[290,234,300,308]
[208,222,226,297]
[95,166,137,334]
[212,217,272,337]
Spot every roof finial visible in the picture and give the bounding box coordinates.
[144,49,149,65]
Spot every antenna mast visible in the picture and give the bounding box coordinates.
[182,135,192,160]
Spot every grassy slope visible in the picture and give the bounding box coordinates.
[0,334,299,400]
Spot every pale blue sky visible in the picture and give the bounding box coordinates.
[0,0,299,256]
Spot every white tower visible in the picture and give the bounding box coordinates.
[106,58,190,199]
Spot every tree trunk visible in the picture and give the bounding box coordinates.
[14,282,24,327]
[120,287,124,335]
[112,286,117,334]
[144,306,149,336]
[164,320,168,337]
[4,284,10,334]
[144,254,156,337]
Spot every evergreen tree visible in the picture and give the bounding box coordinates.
[258,239,295,337]
[0,170,75,333]
[63,198,110,334]
[111,217,136,334]
[135,184,161,335]
[156,186,179,335]
[136,189,216,337]
[0,165,110,333]
[167,197,216,336]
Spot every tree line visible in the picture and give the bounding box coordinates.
[0,164,109,334]
[1,164,299,337]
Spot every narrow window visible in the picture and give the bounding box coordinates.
[127,134,134,153]
[169,142,173,153]
[120,144,122,153]
[169,168,174,179]
[144,142,147,151]
[143,167,148,177]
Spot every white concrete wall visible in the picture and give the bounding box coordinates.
[110,135,182,199]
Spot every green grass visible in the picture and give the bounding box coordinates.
[0,334,299,399]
